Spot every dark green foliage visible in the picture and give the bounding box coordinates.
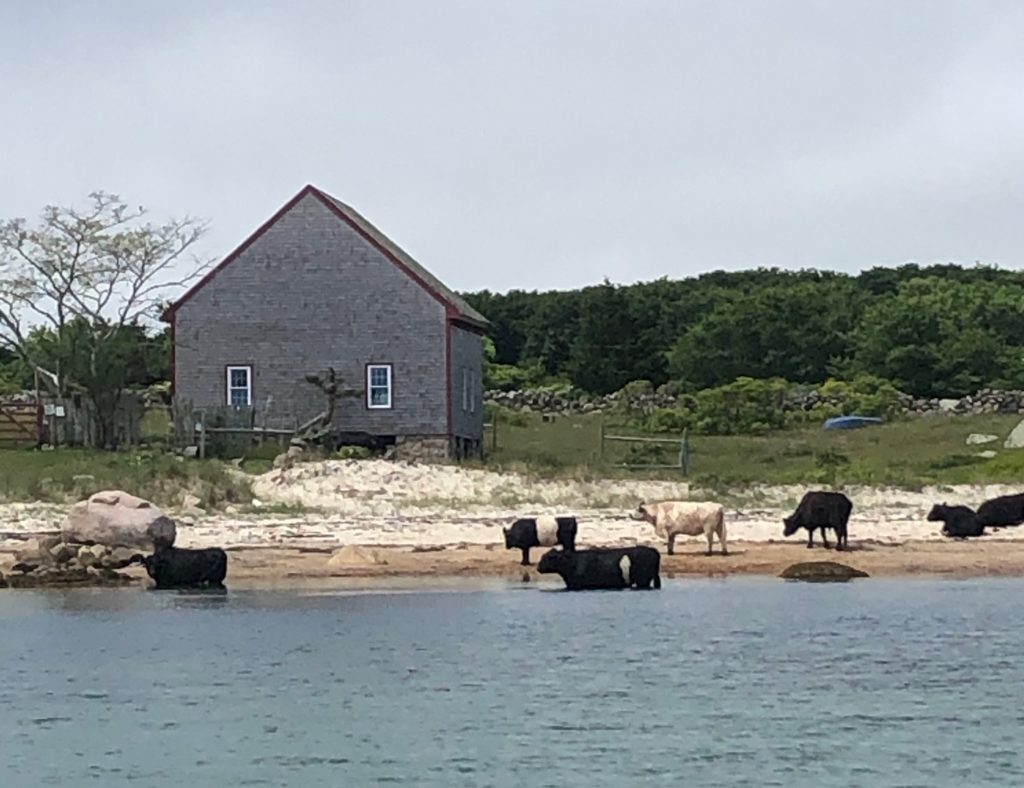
[462,264,1024,399]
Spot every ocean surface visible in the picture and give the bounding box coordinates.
[2,577,1023,787]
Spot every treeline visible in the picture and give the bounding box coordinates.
[3,263,1022,403]
[464,264,1024,399]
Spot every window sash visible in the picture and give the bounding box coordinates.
[367,365,392,409]
[226,366,252,407]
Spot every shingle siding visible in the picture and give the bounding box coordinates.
[173,193,450,435]
[450,325,484,440]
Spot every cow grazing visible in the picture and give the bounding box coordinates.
[133,544,228,589]
[927,504,984,539]
[537,546,661,590]
[630,501,727,556]
[503,516,577,566]
[975,493,1024,528]
[783,491,853,550]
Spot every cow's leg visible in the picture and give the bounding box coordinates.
[705,529,713,557]
[820,528,830,549]
[667,533,676,556]
[520,547,531,566]
[806,529,814,548]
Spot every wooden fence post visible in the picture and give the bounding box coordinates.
[490,413,498,452]
[598,420,606,460]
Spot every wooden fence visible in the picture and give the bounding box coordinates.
[0,400,41,448]
[599,422,690,474]
[0,395,142,449]
[172,399,296,458]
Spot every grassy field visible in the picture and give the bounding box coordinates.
[1,411,1022,507]
[486,411,1024,489]
[0,449,253,508]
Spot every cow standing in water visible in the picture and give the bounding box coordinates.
[537,546,661,590]
[503,516,577,565]
[783,491,853,550]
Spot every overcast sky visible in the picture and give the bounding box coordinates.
[2,1,1022,294]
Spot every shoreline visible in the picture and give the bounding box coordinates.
[4,459,1024,589]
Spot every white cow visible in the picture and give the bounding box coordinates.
[631,501,727,556]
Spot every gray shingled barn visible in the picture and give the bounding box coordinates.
[164,184,489,460]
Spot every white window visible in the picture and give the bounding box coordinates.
[367,364,393,409]
[226,366,252,407]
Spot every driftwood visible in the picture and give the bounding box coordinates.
[291,368,362,449]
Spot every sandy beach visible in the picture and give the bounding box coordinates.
[4,459,1024,585]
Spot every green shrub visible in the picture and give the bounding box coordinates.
[335,446,372,460]
[816,374,904,418]
[691,376,790,435]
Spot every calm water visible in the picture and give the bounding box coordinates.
[2,577,1023,787]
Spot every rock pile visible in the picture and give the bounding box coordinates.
[486,386,1024,419]
[4,536,138,588]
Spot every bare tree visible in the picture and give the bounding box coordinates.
[0,192,211,445]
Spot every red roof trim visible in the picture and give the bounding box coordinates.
[163,183,489,332]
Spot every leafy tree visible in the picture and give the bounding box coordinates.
[0,192,208,446]
[850,277,1024,397]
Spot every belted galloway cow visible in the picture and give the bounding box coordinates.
[631,501,727,556]
[783,491,853,550]
[503,516,577,566]
[927,504,984,538]
[537,546,661,590]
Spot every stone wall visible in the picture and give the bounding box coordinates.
[485,387,1024,418]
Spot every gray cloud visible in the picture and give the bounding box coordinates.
[1,0,1021,294]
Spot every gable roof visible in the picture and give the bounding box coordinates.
[164,184,489,331]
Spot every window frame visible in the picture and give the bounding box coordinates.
[462,369,470,413]
[225,365,253,407]
[469,370,477,414]
[366,364,393,410]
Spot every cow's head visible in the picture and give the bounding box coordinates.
[926,504,946,522]
[536,548,568,575]
[782,514,800,537]
[630,503,651,522]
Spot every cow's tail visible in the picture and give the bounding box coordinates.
[716,507,726,550]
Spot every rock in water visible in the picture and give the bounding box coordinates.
[62,490,176,550]
[779,561,869,583]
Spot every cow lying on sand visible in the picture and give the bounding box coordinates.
[976,493,1024,529]
[783,491,853,550]
[537,546,661,590]
[503,516,577,566]
[927,504,984,538]
[631,501,727,556]
[132,544,228,589]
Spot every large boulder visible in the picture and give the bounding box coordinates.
[61,491,176,550]
[1005,419,1024,449]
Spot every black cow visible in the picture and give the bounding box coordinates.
[503,516,577,566]
[927,503,984,538]
[783,491,853,550]
[537,546,661,591]
[976,493,1024,528]
[133,544,228,589]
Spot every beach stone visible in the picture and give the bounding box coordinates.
[62,490,176,550]
[966,433,999,445]
[14,538,55,567]
[1004,419,1024,449]
[975,450,998,459]
[780,561,869,583]
[326,545,388,569]
[50,542,79,564]
[102,547,138,570]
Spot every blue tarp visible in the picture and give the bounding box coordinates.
[823,415,884,430]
